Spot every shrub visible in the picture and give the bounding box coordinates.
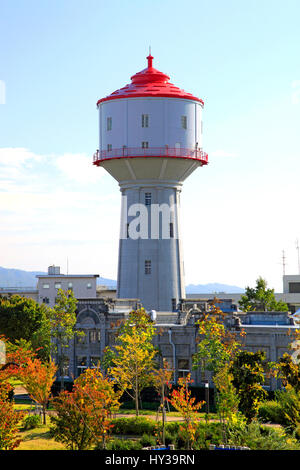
[258,400,285,425]
[158,430,175,446]
[194,422,224,450]
[275,387,300,431]
[107,438,143,450]
[140,433,156,447]
[165,421,180,435]
[111,417,156,435]
[22,414,41,430]
[227,422,300,450]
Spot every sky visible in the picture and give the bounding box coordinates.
[0,0,300,292]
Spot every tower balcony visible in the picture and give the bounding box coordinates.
[93,146,208,166]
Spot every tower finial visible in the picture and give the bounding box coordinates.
[147,47,153,68]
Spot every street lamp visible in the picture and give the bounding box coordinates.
[204,380,209,420]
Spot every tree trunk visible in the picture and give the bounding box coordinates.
[162,384,166,446]
[135,363,139,416]
[42,404,46,425]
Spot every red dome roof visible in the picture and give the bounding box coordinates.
[97,55,204,106]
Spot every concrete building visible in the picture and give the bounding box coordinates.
[36,265,98,307]
[68,297,299,391]
[0,266,99,308]
[93,54,208,312]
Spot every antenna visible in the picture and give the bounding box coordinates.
[282,250,286,276]
[296,239,300,274]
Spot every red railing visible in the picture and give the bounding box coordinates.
[93,147,208,165]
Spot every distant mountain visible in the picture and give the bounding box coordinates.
[97,277,117,288]
[185,283,245,294]
[0,266,116,289]
[0,267,45,288]
[0,267,243,293]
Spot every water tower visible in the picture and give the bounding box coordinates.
[93,55,208,312]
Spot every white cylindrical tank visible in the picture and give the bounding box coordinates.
[99,97,203,153]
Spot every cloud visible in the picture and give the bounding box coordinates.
[0,147,104,192]
[55,152,104,184]
[0,148,43,189]
[0,147,114,241]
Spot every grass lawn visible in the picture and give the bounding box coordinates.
[17,418,66,451]
[13,405,217,450]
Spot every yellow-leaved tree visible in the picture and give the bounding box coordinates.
[104,309,157,416]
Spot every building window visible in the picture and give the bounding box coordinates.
[55,282,62,289]
[145,260,151,275]
[42,297,49,304]
[178,359,190,378]
[107,144,112,152]
[172,298,177,312]
[181,115,187,129]
[170,222,174,238]
[145,192,151,206]
[76,356,87,376]
[107,116,112,131]
[108,332,116,345]
[141,114,149,128]
[289,282,300,293]
[68,282,73,288]
[87,283,92,289]
[89,330,100,343]
[90,356,100,367]
[142,141,149,148]
[42,283,49,289]
[127,223,129,239]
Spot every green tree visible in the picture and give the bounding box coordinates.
[213,364,241,442]
[104,309,157,416]
[192,305,243,374]
[275,353,300,392]
[192,305,245,441]
[239,277,288,312]
[0,295,51,360]
[49,289,79,391]
[230,350,267,423]
[271,352,300,433]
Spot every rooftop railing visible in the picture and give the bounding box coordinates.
[93,146,208,165]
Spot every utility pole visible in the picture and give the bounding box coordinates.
[296,239,300,274]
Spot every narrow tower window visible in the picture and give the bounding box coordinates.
[107,144,112,152]
[181,115,187,129]
[142,141,149,148]
[107,117,112,131]
[141,114,149,128]
[145,260,151,275]
[169,222,174,238]
[145,192,151,206]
